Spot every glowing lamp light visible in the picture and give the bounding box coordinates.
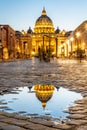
[76,32,80,38]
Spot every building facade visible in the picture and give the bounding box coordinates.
[67,21,87,58]
[15,8,69,59]
[0,9,73,60]
[0,25,15,60]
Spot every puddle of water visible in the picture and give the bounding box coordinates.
[0,86,82,119]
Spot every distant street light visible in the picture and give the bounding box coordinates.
[10,33,13,59]
[70,37,74,53]
[0,26,3,60]
[23,42,27,58]
[75,31,83,62]
[76,32,80,38]
[55,37,58,58]
[42,35,51,61]
[76,31,81,49]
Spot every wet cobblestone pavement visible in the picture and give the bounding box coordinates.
[0,58,87,130]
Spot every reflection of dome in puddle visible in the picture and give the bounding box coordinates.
[34,85,55,108]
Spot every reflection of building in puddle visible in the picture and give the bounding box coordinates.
[34,84,55,109]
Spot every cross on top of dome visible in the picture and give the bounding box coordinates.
[42,7,46,16]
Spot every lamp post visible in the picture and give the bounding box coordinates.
[68,37,74,58]
[55,37,58,58]
[43,35,44,49]
[0,40,3,60]
[48,36,51,59]
[42,34,51,61]
[0,26,3,60]
[23,42,27,58]
[76,32,80,50]
[70,37,74,53]
[76,31,82,62]
[10,33,13,59]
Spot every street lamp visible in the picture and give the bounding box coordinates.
[10,33,13,59]
[0,40,3,60]
[48,36,51,59]
[55,37,58,58]
[75,31,83,62]
[70,37,74,53]
[42,34,51,61]
[76,31,81,50]
[0,26,3,60]
[23,42,27,58]
[43,35,44,49]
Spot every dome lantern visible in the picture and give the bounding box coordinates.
[42,7,46,16]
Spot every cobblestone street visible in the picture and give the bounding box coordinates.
[0,58,87,130]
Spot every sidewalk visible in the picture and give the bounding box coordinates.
[0,111,73,130]
[0,59,87,130]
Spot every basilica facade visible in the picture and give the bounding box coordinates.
[15,8,69,59]
[1,8,87,60]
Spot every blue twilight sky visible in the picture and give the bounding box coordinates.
[0,0,87,32]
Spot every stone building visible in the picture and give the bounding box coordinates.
[67,21,87,58]
[0,25,15,60]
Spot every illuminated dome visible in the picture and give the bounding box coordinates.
[34,8,54,33]
[34,85,55,108]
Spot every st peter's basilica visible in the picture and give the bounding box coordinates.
[0,8,87,60]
